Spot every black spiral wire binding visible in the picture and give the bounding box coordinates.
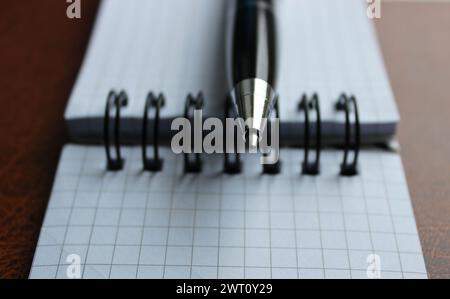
[100,89,362,176]
[104,90,128,171]
[262,96,281,175]
[298,93,321,175]
[142,92,165,172]
[224,95,242,174]
[335,94,360,176]
[184,93,204,173]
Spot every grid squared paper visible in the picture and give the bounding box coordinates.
[30,145,427,279]
[65,0,399,125]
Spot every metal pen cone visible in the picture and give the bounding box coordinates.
[245,128,260,149]
[232,78,276,140]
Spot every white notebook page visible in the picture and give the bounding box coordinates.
[30,145,426,279]
[65,0,399,126]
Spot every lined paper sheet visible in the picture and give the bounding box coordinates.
[30,145,426,279]
[65,0,399,142]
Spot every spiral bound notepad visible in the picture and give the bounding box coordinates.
[65,0,399,145]
[30,145,426,279]
[29,0,427,279]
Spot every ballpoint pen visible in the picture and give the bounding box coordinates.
[229,0,277,148]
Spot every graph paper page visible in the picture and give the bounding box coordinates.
[30,145,426,279]
[65,0,399,126]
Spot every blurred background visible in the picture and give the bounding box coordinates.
[0,0,449,278]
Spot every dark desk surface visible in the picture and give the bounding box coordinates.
[0,1,449,278]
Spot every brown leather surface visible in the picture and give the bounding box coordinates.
[0,1,449,278]
[0,0,100,279]
[375,3,450,279]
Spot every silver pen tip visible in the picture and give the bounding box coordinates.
[246,128,260,149]
[231,78,277,147]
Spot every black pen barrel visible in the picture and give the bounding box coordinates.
[232,0,277,86]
